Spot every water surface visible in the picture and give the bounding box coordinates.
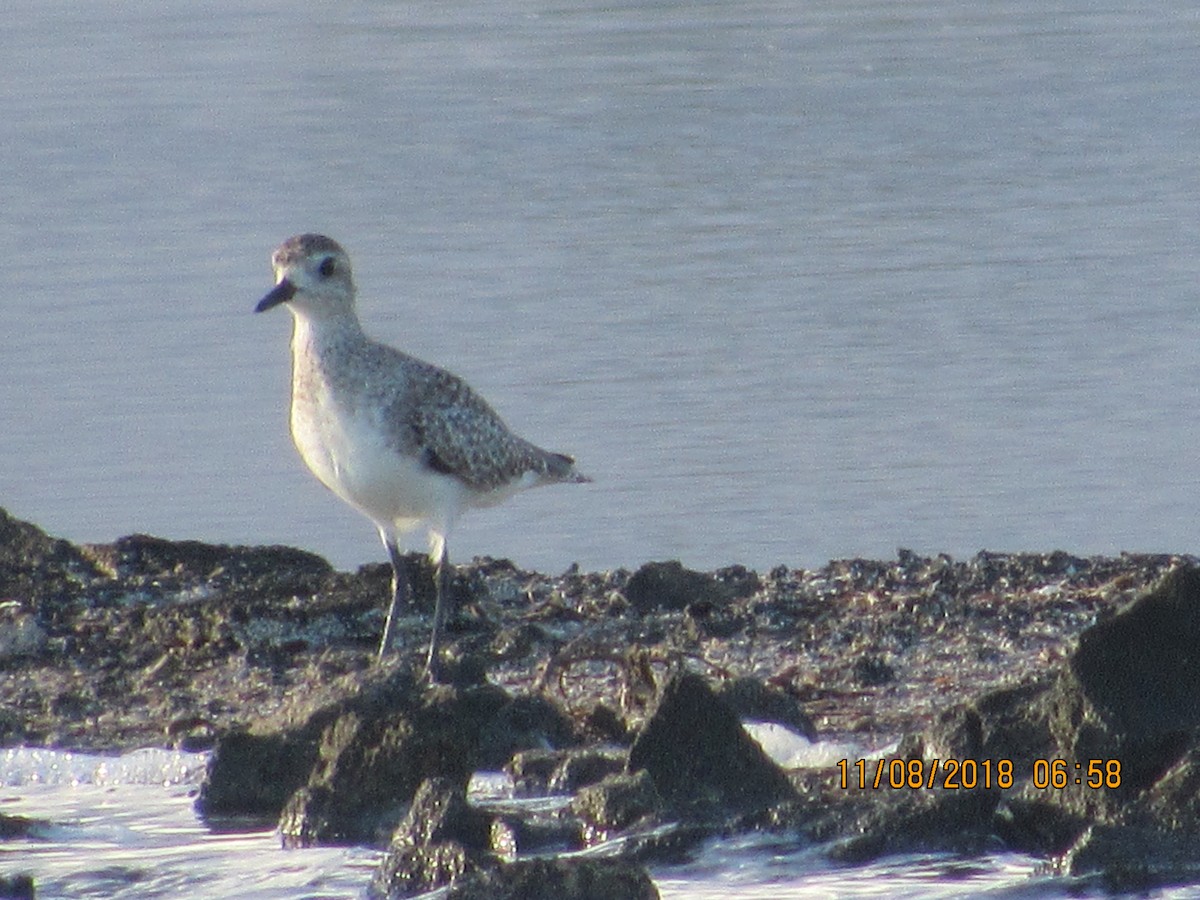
[3,0,1199,575]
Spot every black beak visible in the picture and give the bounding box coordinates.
[255,278,297,313]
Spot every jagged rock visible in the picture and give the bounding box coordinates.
[371,841,492,899]
[627,672,796,816]
[391,776,494,851]
[278,680,511,845]
[198,672,512,845]
[369,777,499,898]
[913,566,1200,870]
[1061,824,1200,892]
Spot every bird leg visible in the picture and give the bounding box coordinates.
[425,544,450,683]
[378,536,409,661]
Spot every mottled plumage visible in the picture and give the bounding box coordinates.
[255,233,589,680]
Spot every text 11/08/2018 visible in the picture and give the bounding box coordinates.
[836,757,1122,791]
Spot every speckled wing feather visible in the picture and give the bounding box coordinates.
[362,343,569,492]
[412,382,566,492]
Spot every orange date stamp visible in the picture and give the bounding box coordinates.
[836,757,1122,791]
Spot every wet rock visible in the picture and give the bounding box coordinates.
[1002,567,1200,846]
[0,813,39,840]
[1062,565,1200,777]
[278,679,511,845]
[912,565,1200,873]
[369,777,499,898]
[570,769,664,840]
[627,672,796,817]
[393,776,494,850]
[371,841,493,899]
[826,787,1001,863]
[443,857,659,900]
[199,671,512,845]
[489,813,579,857]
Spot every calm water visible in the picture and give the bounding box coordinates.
[2,6,1199,888]
[3,0,1200,575]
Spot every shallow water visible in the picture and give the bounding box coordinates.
[3,0,1200,576]
[0,746,1104,900]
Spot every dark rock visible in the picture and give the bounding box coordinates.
[196,729,315,821]
[198,672,511,845]
[622,561,734,613]
[580,703,631,744]
[444,857,659,900]
[549,747,628,793]
[627,672,796,817]
[1056,566,1200,795]
[82,533,332,590]
[920,566,1200,868]
[278,680,511,845]
[505,748,566,796]
[0,813,39,840]
[391,776,493,851]
[0,507,98,610]
[371,841,493,899]
[826,787,1001,863]
[0,874,34,900]
[570,769,664,839]
[1062,823,1200,892]
[852,654,895,686]
[505,745,627,796]
[369,777,499,898]
[476,693,580,770]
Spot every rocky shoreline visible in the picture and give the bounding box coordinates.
[5,505,1200,896]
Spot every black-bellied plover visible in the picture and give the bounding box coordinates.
[255,234,590,681]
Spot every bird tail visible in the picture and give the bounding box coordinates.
[548,451,592,484]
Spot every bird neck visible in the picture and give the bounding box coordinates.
[289,306,365,354]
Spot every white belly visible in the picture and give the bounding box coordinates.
[291,395,467,540]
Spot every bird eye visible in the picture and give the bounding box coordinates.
[318,257,336,278]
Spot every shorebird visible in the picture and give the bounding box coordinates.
[254,234,590,681]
